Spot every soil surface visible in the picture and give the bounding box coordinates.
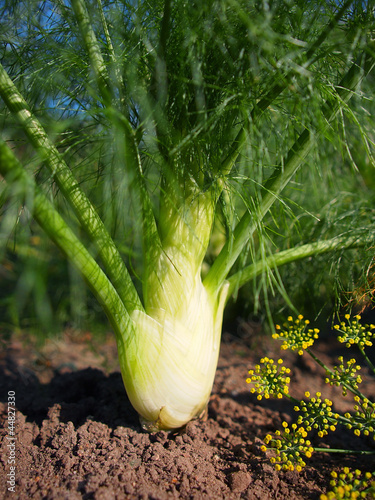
[0,323,374,499]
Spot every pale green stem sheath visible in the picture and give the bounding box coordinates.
[0,63,143,313]
[0,140,134,356]
[204,45,375,298]
[227,234,374,298]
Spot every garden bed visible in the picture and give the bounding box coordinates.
[0,324,374,499]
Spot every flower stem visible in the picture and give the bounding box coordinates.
[360,346,375,377]
[282,391,301,405]
[313,448,375,455]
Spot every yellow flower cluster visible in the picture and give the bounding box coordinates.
[273,315,319,355]
[344,396,375,439]
[247,314,375,475]
[246,357,290,400]
[334,314,375,350]
[325,357,362,396]
[263,422,314,472]
[320,468,375,500]
[294,392,339,438]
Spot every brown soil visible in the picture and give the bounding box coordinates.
[0,325,374,499]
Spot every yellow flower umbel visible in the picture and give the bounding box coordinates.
[325,357,362,396]
[343,396,375,440]
[320,468,375,500]
[273,315,319,355]
[246,358,291,400]
[263,423,314,472]
[294,392,339,437]
[334,314,375,350]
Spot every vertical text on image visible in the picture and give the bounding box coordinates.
[7,390,16,493]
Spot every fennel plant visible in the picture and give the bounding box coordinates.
[0,0,374,431]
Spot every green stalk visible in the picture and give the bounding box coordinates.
[204,46,375,297]
[226,234,374,297]
[71,0,110,102]
[280,391,300,405]
[313,448,375,455]
[115,112,163,303]
[0,140,133,350]
[0,63,143,313]
[359,346,375,377]
[204,127,314,297]
[96,0,116,62]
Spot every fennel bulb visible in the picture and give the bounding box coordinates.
[117,192,228,431]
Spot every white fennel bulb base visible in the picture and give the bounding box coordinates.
[120,275,228,431]
[117,190,228,431]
